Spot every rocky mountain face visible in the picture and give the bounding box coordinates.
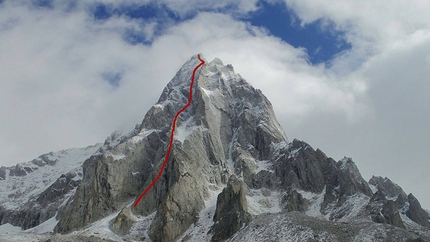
[0,145,101,232]
[1,55,429,241]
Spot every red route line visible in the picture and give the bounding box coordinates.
[133,54,205,208]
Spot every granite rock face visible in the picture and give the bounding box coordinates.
[2,55,429,241]
[324,157,373,209]
[9,164,30,177]
[283,190,310,212]
[211,176,251,241]
[381,200,405,228]
[369,176,407,199]
[273,139,335,193]
[367,176,430,229]
[110,207,137,236]
[407,194,430,227]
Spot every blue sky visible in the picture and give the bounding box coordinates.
[1,0,430,209]
[90,1,350,64]
[246,1,351,64]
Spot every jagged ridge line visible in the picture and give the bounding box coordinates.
[134,54,205,207]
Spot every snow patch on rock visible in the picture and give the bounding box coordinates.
[247,189,281,215]
[175,117,199,143]
[178,186,223,241]
[0,223,22,234]
[24,214,58,234]
[298,187,326,218]
[254,160,273,173]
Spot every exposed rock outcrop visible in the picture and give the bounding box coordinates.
[323,157,373,210]
[274,139,335,193]
[211,176,251,241]
[0,166,5,180]
[369,176,407,199]
[368,180,430,228]
[407,194,430,227]
[9,164,29,177]
[148,159,206,242]
[55,154,143,233]
[365,190,406,228]
[381,200,405,228]
[283,190,309,212]
[110,207,137,236]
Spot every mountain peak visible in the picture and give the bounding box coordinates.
[2,55,429,241]
[54,54,290,237]
[52,55,430,241]
[209,57,224,65]
[140,55,287,143]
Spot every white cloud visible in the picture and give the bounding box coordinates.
[157,0,260,18]
[0,4,365,166]
[284,0,430,65]
[0,3,161,163]
[284,0,430,39]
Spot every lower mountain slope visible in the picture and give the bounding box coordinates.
[0,144,101,231]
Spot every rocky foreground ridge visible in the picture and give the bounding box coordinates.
[1,55,429,241]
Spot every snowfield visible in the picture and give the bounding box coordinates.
[0,144,101,210]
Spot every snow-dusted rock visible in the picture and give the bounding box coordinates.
[210,175,251,241]
[109,207,136,236]
[407,193,430,227]
[0,144,101,230]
